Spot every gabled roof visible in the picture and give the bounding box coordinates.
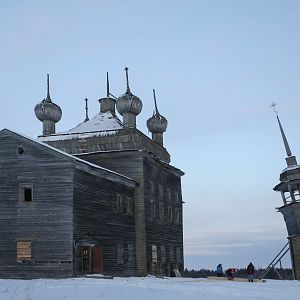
[0,128,136,188]
[38,111,123,142]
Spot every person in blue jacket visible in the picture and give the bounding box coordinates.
[216,264,223,277]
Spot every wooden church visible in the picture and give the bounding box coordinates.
[0,69,184,279]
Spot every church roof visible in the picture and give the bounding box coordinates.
[0,128,136,188]
[69,111,123,133]
[38,111,123,142]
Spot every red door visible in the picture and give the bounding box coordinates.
[92,245,103,273]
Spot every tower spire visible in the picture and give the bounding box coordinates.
[46,74,51,101]
[106,72,110,98]
[276,115,292,157]
[153,89,159,115]
[271,102,297,166]
[84,98,89,122]
[124,67,131,94]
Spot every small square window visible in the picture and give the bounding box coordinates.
[19,184,33,202]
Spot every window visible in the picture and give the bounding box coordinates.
[128,243,134,263]
[159,202,165,220]
[19,184,33,202]
[169,246,174,262]
[150,181,155,195]
[160,245,166,264]
[167,189,171,202]
[152,245,158,263]
[116,193,123,213]
[158,185,163,199]
[176,247,182,262]
[151,200,157,219]
[175,209,180,224]
[126,197,134,215]
[117,243,124,264]
[174,192,179,203]
[168,206,173,223]
[17,241,31,262]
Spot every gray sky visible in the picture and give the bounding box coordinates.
[1,0,300,270]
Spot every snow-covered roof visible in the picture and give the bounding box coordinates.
[69,111,123,133]
[39,111,123,142]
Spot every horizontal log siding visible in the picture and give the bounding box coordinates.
[73,169,136,276]
[43,128,170,163]
[75,151,147,276]
[0,133,74,279]
[143,157,184,276]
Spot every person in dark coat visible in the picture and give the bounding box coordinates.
[247,262,255,282]
[216,264,223,277]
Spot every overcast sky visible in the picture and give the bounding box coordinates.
[1,0,300,270]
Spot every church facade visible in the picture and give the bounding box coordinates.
[0,69,184,279]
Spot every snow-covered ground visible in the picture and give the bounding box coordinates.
[0,276,299,300]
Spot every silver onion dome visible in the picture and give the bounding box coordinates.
[116,67,142,116]
[34,74,62,123]
[116,93,142,116]
[147,89,168,133]
[147,113,168,133]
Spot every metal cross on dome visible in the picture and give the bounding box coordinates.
[270,101,278,114]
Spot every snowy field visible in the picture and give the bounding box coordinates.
[0,276,299,300]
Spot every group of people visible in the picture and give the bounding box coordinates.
[216,262,255,282]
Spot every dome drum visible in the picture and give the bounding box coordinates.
[99,97,116,115]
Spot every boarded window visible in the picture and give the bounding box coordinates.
[117,243,124,264]
[19,184,33,202]
[152,245,158,263]
[116,193,123,213]
[17,241,31,261]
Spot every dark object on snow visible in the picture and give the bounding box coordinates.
[216,264,223,277]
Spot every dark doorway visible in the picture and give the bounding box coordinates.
[92,245,103,273]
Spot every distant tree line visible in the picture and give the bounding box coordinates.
[183,267,294,280]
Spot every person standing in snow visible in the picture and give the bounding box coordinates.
[247,262,255,282]
[216,264,223,277]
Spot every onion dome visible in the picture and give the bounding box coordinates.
[116,67,142,117]
[34,74,62,123]
[147,89,168,133]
